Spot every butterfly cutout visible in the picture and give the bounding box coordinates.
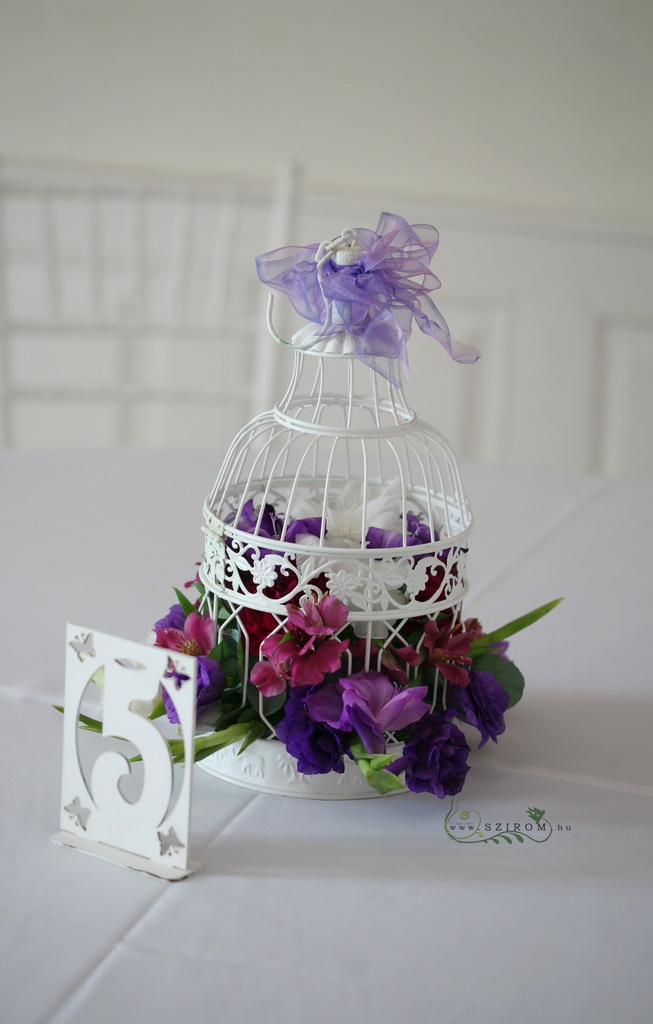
[64,796,91,831]
[164,657,190,690]
[69,633,95,662]
[157,826,185,856]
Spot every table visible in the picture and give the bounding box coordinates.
[2,450,652,1024]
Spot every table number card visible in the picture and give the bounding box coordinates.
[53,625,202,880]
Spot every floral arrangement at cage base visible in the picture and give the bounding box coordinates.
[143,566,560,798]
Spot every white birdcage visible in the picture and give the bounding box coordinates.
[199,222,476,759]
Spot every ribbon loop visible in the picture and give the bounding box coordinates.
[255,212,481,385]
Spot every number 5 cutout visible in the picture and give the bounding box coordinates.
[53,625,202,880]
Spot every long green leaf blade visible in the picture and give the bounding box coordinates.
[471,598,562,655]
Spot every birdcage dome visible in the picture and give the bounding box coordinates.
[201,349,472,635]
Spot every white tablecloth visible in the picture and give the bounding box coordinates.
[2,450,652,1024]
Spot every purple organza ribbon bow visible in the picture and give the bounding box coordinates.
[255,211,480,385]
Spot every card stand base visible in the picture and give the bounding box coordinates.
[52,831,202,881]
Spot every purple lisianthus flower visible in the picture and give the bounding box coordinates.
[285,516,323,544]
[366,512,438,550]
[448,669,508,748]
[387,711,470,797]
[276,685,349,775]
[236,499,323,546]
[236,499,284,539]
[163,655,225,725]
[306,671,429,754]
[154,603,187,632]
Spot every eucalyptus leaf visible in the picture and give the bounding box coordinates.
[472,653,526,709]
[247,687,287,717]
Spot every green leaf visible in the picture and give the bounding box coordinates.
[131,722,253,765]
[350,739,406,795]
[148,698,167,720]
[237,720,268,754]
[173,587,198,619]
[470,598,562,657]
[246,687,287,717]
[78,713,104,733]
[355,758,406,795]
[212,631,241,684]
[53,705,104,733]
[369,752,400,771]
[472,653,526,709]
[193,723,251,755]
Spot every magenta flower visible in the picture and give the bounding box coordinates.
[155,612,215,657]
[306,671,430,754]
[287,594,349,645]
[252,594,350,691]
[259,630,347,688]
[422,619,472,688]
[250,657,287,698]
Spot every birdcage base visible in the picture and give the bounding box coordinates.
[197,738,406,799]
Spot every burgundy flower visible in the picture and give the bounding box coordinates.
[463,617,510,658]
[379,643,422,686]
[422,620,472,688]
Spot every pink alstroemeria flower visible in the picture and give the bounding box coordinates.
[380,643,422,686]
[287,594,349,644]
[250,658,287,698]
[422,619,472,688]
[252,594,350,692]
[155,612,215,657]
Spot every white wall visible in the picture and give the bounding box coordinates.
[0,0,651,228]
